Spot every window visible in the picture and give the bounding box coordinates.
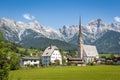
[44,56,47,58]
[23,60,27,62]
[34,60,36,62]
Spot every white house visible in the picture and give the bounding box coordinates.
[42,45,62,65]
[21,57,40,67]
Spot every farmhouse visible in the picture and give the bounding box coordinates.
[42,45,62,65]
[21,57,40,67]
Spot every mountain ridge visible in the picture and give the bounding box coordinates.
[0,18,120,53]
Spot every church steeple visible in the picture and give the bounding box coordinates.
[78,17,84,59]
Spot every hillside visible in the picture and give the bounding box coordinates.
[94,30,120,53]
[20,37,77,51]
[0,30,40,56]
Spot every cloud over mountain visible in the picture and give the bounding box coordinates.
[23,13,35,20]
[114,16,120,22]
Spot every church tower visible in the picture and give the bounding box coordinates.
[78,17,84,59]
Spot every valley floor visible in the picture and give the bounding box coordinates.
[9,65,120,80]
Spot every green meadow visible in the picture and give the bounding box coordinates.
[9,65,120,80]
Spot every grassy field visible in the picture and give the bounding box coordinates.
[9,65,120,80]
[99,53,112,58]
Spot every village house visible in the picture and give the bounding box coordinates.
[42,45,62,65]
[21,57,40,67]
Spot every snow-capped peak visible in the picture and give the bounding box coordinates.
[0,18,65,42]
[88,19,107,27]
[1,18,120,44]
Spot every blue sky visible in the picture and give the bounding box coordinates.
[0,0,120,29]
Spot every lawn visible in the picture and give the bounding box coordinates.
[9,65,120,80]
[99,53,112,58]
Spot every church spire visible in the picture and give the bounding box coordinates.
[78,17,84,59]
[79,17,82,39]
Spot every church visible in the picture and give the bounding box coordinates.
[78,18,99,63]
[68,18,99,64]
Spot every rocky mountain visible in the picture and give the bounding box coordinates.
[0,18,76,50]
[59,25,78,42]
[60,19,120,44]
[59,19,108,44]
[0,18,120,53]
[0,18,64,43]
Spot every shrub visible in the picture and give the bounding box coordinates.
[67,62,72,66]
[87,62,95,66]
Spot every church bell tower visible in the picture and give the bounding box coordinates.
[78,17,84,59]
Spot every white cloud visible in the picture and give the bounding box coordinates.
[114,16,120,22]
[23,13,35,20]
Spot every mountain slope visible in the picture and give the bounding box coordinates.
[93,30,120,53]
[20,37,77,51]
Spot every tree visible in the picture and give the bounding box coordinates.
[62,57,66,65]
[54,60,60,66]
[10,53,20,70]
[0,31,4,41]
[0,41,9,80]
[23,48,29,56]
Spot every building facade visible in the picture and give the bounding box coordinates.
[21,57,40,67]
[82,45,99,63]
[42,46,62,65]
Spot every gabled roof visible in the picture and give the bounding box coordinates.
[83,45,99,57]
[42,46,59,56]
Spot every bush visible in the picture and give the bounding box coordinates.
[87,62,95,66]
[54,60,60,66]
[67,62,72,66]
